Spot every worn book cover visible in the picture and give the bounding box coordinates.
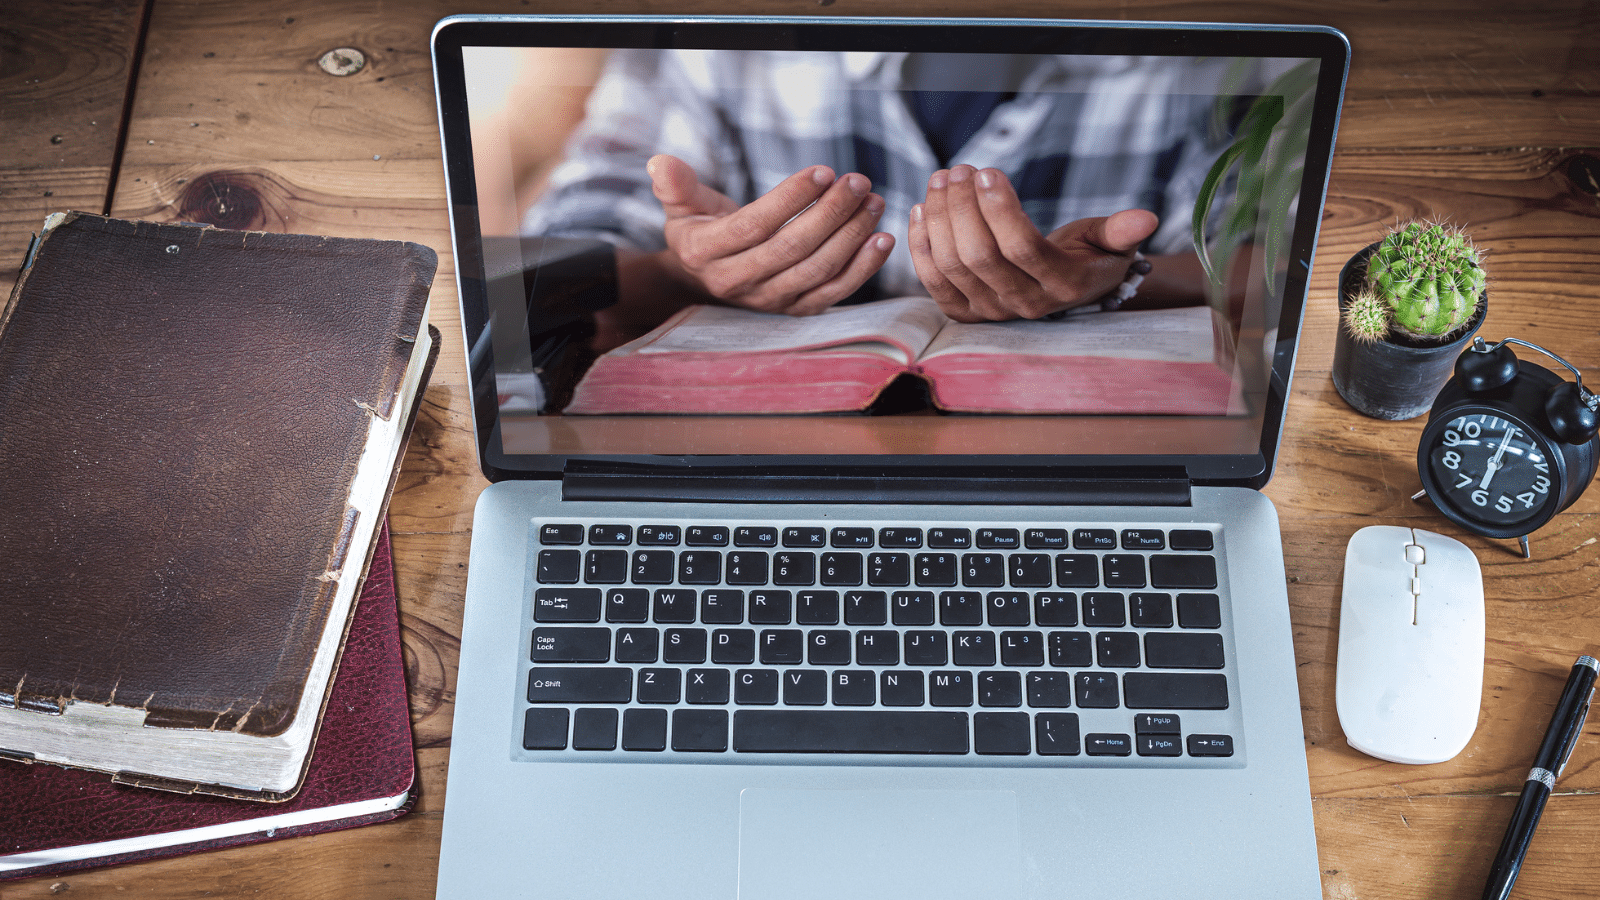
[0,526,416,881]
[0,212,437,800]
[562,297,1241,416]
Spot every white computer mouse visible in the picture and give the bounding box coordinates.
[1335,525,1485,765]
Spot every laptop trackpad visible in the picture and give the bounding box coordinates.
[737,788,1022,900]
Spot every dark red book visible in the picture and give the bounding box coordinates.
[0,526,416,881]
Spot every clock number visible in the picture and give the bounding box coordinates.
[1463,420,1482,439]
[1471,489,1489,507]
[1517,491,1536,508]
[1534,459,1549,473]
[1495,495,1513,513]
[1455,473,1473,489]
[1443,429,1462,447]
[1533,475,1550,494]
[1443,450,1462,470]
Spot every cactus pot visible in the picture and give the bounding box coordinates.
[1331,242,1487,420]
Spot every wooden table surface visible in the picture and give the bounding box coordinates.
[5,1,1599,897]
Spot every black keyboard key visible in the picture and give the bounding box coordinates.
[1138,734,1183,757]
[1102,555,1147,588]
[1035,593,1078,626]
[536,549,581,584]
[977,671,1022,707]
[1123,673,1229,709]
[878,527,923,548]
[733,710,969,754]
[528,667,631,704]
[1096,632,1141,668]
[783,669,827,705]
[1188,734,1235,757]
[807,629,852,666]
[820,552,864,586]
[1150,555,1219,590]
[1007,553,1052,588]
[1135,713,1181,734]
[1145,633,1226,669]
[1177,593,1223,629]
[855,630,899,665]
[952,631,996,667]
[986,592,1030,626]
[523,708,569,750]
[758,630,804,665]
[867,553,911,587]
[637,525,681,546]
[686,526,729,546]
[672,709,729,752]
[637,667,682,704]
[734,526,778,548]
[1082,592,1125,627]
[1130,592,1174,628]
[999,631,1044,667]
[701,589,745,625]
[726,551,769,585]
[929,670,974,707]
[904,631,949,666]
[605,588,649,623]
[711,628,757,665]
[976,528,1021,549]
[939,591,983,626]
[678,551,722,585]
[832,670,876,706]
[621,708,667,751]
[584,549,628,584]
[614,627,659,663]
[974,711,1030,754]
[1073,528,1116,550]
[1026,672,1072,708]
[961,553,1005,587]
[629,549,675,584]
[1075,672,1120,708]
[663,628,707,664]
[534,587,602,623]
[844,590,888,625]
[1121,529,1165,550]
[880,669,926,707]
[772,551,816,586]
[1168,529,1214,551]
[531,626,609,663]
[538,524,583,545]
[572,708,618,750]
[1035,712,1081,755]
[1025,528,1069,549]
[1054,554,1098,588]
[796,590,840,625]
[1086,733,1133,756]
[686,668,731,704]
[748,590,792,625]
[1047,631,1092,668]
[783,527,826,548]
[927,528,971,549]
[652,588,697,623]
[831,527,875,548]
[891,591,936,626]
[735,668,779,705]
[914,553,958,587]
[589,524,633,545]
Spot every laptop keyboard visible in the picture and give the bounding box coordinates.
[516,519,1241,764]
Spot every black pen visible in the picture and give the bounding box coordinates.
[1481,655,1599,900]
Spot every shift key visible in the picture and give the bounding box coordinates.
[527,667,632,703]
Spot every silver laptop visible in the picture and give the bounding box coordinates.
[431,16,1348,899]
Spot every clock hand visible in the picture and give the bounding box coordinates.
[1479,427,1519,490]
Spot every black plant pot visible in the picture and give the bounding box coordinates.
[1331,242,1487,421]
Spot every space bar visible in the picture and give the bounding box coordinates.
[733,710,970,754]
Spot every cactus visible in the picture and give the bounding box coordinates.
[1347,221,1487,342]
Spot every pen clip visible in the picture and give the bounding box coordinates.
[1555,687,1595,779]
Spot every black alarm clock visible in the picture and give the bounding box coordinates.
[1416,337,1599,557]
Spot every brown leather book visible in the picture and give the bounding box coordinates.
[0,212,437,801]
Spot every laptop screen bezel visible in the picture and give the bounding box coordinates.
[432,15,1350,490]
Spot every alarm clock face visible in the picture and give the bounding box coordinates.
[1424,411,1559,530]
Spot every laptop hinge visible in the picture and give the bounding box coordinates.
[561,468,1192,507]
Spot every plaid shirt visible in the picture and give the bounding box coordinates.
[523,50,1250,298]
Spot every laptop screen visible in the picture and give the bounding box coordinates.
[433,17,1348,487]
